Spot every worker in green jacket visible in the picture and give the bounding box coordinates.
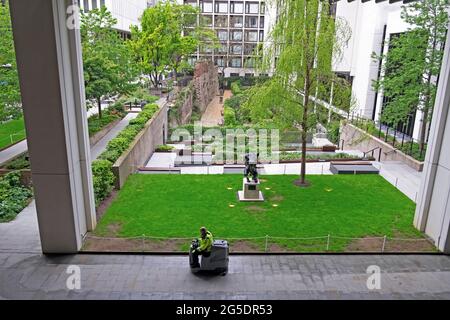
[191,226,213,268]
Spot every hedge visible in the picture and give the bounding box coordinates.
[91,103,160,206]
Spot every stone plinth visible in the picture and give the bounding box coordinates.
[238,178,264,202]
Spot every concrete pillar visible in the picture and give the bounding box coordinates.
[414,21,450,253]
[9,0,96,253]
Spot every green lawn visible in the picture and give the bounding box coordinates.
[95,174,425,251]
[0,117,25,149]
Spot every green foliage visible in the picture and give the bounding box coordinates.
[0,0,22,122]
[279,152,358,161]
[0,171,33,222]
[91,160,115,206]
[155,145,175,152]
[373,0,449,148]
[88,113,121,136]
[0,117,25,149]
[93,103,160,205]
[95,174,423,251]
[326,121,341,145]
[223,107,237,126]
[5,154,30,170]
[230,81,242,95]
[169,82,195,125]
[81,6,138,117]
[244,0,351,184]
[129,1,218,88]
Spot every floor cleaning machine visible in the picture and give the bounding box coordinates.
[189,239,229,275]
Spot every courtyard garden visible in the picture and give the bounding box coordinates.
[85,174,434,253]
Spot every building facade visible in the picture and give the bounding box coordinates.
[181,0,275,77]
[80,0,151,35]
[333,0,425,140]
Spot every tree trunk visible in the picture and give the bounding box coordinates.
[97,97,102,119]
[300,90,310,186]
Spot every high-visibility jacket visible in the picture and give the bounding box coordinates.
[198,231,213,252]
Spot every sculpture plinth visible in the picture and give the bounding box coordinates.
[238,178,264,202]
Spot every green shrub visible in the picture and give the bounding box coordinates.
[155,145,175,152]
[91,160,115,206]
[93,103,160,206]
[0,171,33,222]
[5,154,30,170]
[230,81,242,95]
[224,107,237,126]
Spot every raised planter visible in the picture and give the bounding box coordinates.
[341,123,424,172]
[112,103,168,189]
[89,118,121,147]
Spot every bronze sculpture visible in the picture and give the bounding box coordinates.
[244,153,259,183]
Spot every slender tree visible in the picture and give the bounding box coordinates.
[81,6,137,118]
[0,0,21,121]
[245,0,350,186]
[373,0,449,152]
[129,0,217,89]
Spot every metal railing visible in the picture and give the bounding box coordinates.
[83,234,435,253]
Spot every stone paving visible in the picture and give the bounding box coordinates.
[1,251,450,299]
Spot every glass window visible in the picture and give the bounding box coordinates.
[215,15,228,27]
[83,0,89,12]
[244,43,257,55]
[91,0,98,10]
[260,16,265,28]
[230,58,242,68]
[245,16,258,28]
[245,30,258,42]
[215,56,226,67]
[245,2,259,14]
[230,16,243,28]
[230,44,242,55]
[245,58,255,68]
[216,43,228,54]
[215,2,228,13]
[202,15,213,27]
[100,0,105,7]
[202,1,213,13]
[261,2,266,14]
[259,30,264,42]
[217,30,228,41]
[230,2,244,14]
[231,30,243,41]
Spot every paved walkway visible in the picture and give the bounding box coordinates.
[201,90,232,126]
[0,251,450,299]
[373,161,422,202]
[0,140,27,167]
[90,113,138,160]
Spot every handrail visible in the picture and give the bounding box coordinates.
[363,147,383,162]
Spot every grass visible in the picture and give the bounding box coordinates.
[94,174,424,251]
[0,117,25,149]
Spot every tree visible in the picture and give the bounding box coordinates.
[81,6,138,118]
[373,0,449,152]
[0,0,21,122]
[129,0,218,88]
[244,0,350,186]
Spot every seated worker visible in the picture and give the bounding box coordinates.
[191,227,214,268]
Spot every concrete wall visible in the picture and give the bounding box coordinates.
[113,103,168,189]
[340,123,424,171]
[414,24,450,253]
[193,60,219,114]
[89,118,121,146]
